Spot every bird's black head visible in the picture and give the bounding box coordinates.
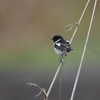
[51,35,63,42]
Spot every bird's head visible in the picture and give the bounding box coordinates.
[51,35,63,42]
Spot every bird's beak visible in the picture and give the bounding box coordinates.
[51,38,53,40]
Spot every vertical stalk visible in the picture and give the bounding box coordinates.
[70,0,97,100]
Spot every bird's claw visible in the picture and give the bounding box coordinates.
[60,60,63,65]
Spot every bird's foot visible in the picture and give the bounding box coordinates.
[60,60,63,65]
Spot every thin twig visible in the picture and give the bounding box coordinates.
[46,58,64,97]
[69,0,90,44]
[70,0,98,100]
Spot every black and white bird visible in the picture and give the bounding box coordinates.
[51,35,73,63]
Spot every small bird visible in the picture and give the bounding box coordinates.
[51,35,73,63]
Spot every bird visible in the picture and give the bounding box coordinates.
[51,35,73,63]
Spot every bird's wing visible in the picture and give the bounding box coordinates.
[55,39,73,52]
[55,42,68,51]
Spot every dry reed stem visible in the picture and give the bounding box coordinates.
[70,0,97,100]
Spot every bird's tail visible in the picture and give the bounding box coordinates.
[67,48,73,52]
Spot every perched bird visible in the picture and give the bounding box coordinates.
[51,35,73,63]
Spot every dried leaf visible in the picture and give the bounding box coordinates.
[59,22,78,31]
[27,83,48,100]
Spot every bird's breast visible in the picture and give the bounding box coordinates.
[54,47,64,55]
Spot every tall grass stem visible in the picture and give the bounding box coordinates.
[69,0,90,44]
[70,0,97,100]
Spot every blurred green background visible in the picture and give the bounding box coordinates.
[0,0,100,100]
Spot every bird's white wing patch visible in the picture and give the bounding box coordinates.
[56,43,61,46]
